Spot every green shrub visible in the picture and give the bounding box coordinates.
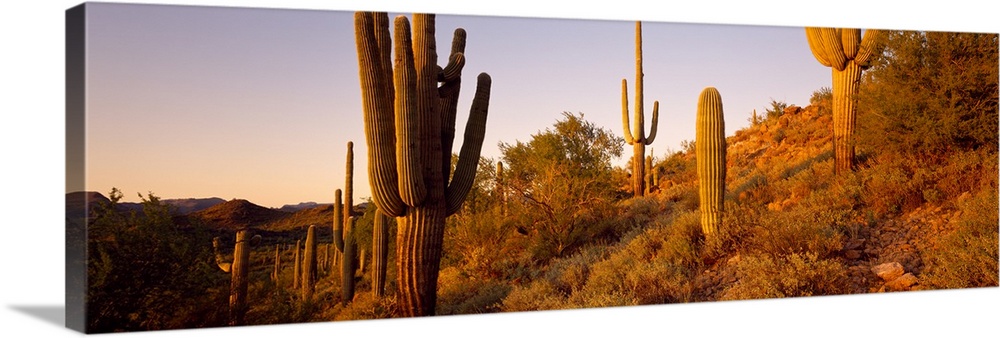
[920,189,999,289]
[436,267,512,315]
[720,252,850,300]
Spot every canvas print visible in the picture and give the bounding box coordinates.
[65,2,999,334]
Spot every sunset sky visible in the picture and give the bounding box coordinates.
[76,2,972,208]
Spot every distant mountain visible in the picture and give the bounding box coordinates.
[189,199,290,230]
[162,197,227,214]
[278,201,332,213]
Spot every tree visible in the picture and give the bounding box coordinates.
[87,189,225,332]
[857,31,999,156]
[499,112,625,260]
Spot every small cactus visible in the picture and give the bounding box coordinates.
[212,230,261,326]
[495,161,506,215]
[696,87,726,238]
[332,141,359,303]
[621,21,659,198]
[292,239,301,289]
[271,244,280,283]
[301,225,318,301]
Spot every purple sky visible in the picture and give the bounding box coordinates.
[81,3,852,208]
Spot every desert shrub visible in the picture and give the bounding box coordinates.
[436,267,512,315]
[334,292,398,320]
[498,112,625,261]
[500,280,570,312]
[720,252,849,300]
[764,99,789,120]
[857,155,924,217]
[857,31,998,157]
[920,189,999,289]
[741,203,846,260]
[87,189,226,332]
[542,245,609,296]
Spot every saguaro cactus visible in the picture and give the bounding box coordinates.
[212,230,260,326]
[354,12,492,316]
[331,142,359,303]
[495,161,506,215]
[271,244,280,282]
[301,225,318,301]
[292,239,301,289]
[372,209,390,297]
[621,21,660,198]
[644,154,655,195]
[805,27,883,175]
[696,87,726,238]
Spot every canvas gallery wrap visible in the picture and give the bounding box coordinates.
[65,1,999,334]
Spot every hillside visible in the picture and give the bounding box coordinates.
[189,199,289,230]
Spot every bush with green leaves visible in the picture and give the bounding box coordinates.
[87,188,226,332]
[857,31,998,157]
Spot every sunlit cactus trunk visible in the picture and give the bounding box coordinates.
[621,21,660,198]
[805,27,882,175]
[292,239,301,289]
[696,87,726,238]
[271,244,280,283]
[212,230,259,326]
[372,209,390,297]
[354,12,492,316]
[331,141,360,303]
[301,225,317,301]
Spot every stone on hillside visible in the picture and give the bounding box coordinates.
[845,250,862,260]
[872,262,905,281]
[884,273,919,291]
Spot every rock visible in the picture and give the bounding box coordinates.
[872,262,905,281]
[845,250,862,260]
[884,273,919,291]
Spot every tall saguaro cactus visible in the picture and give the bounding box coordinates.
[621,21,660,198]
[301,225,318,301]
[332,142,359,303]
[212,230,260,326]
[696,87,726,238]
[354,11,492,317]
[805,27,882,175]
[372,209,390,297]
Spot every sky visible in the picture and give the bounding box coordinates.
[80,2,851,208]
[2,1,999,338]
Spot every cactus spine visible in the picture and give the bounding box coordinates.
[696,87,726,238]
[301,225,318,300]
[332,141,359,303]
[805,27,883,175]
[621,21,660,198]
[372,209,390,297]
[355,11,492,316]
[212,230,260,326]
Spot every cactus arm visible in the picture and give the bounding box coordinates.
[356,12,407,217]
[212,237,232,273]
[805,27,834,67]
[392,17,428,207]
[446,73,492,215]
[855,29,884,66]
[644,100,659,145]
[344,142,355,221]
[621,79,636,144]
[820,28,848,71]
[439,29,468,186]
[841,28,861,59]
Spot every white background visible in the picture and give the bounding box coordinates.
[1,0,997,337]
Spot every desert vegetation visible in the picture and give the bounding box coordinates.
[78,15,997,333]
